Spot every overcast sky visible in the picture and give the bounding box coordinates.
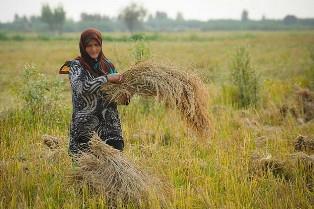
[1,0,314,22]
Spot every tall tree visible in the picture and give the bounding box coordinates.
[118,3,147,33]
[241,9,249,22]
[41,4,65,34]
[41,4,53,30]
[13,14,31,31]
[176,12,184,21]
[80,13,110,22]
[283,15,298,24]
[155,11,168,20]
[54,6,66,34]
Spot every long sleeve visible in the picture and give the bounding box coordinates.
[68,60,108,95]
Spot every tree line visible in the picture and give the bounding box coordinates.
[1,3,314,33]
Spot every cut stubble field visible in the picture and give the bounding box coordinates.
[0,31,314,208]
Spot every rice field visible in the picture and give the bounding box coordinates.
[0,31,314,209]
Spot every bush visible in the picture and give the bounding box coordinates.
[37,34,51,41]
[19,64,65,114]
[0,32,8,41]
[229,47,259,108]
[130,33,145,41]
[132,40,150,62]
[12,34,25,41]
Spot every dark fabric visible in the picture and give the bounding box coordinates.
[62,28,124,158]
[106,139,124,151]
[68,59,124,157]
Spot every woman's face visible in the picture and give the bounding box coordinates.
[85,39,101,59]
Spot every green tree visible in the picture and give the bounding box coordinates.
[176,12,184,22]
[118,3,147,33]
[41,4,65,34]
[155,11,168,20]
[283,15,298,24]
[241,9,249,22]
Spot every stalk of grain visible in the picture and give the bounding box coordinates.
[101,61,211,137]
[68,133,171,208]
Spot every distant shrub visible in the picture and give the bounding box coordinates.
[228,47,260,108]
[103,35,114,42]
[146,33,159,41]
[130,33,160,41]
[37,35,51,41]
[12,35,25,41]
[130,33,145,41]
[102,35,129,42]
[0,32,8,41]
[189,34,201,41]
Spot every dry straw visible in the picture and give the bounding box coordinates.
[294,135,314,155]
[69,134,171,208]
[101,61,210,137]
[250,152,314,190]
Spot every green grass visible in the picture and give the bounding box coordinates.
[0,31,314,209]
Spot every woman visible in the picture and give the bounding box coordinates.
[59,28,128,157]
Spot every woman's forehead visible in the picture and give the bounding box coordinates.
[85,38,99,45]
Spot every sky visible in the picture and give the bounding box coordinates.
[1,0,314,22]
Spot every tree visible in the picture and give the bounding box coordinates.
[41,5,53,30]
[241,9,249,22]
[41,4,65,34]
[118,3,147,33]
[54,6,66,34]
[155,11,168,20]
[283,15,298,24]
[80,13,110,22]
[13,14,31,31]
[176,12,184,21]
[147,14,153,22]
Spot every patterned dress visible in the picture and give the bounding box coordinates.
[67,59,124,156]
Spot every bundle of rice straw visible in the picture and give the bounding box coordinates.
[69,134,170,208]
[101,61,210,137]
[249,152,314,190]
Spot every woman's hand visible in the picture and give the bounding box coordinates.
[107,73,123,84]
[117,92,132,105]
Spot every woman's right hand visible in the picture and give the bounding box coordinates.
[107,73,123,84]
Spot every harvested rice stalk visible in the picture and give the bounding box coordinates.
[296,88,314,122]
[42,134,60,149]
[101,61,210,137]
[295,135,314,155]
[249,153,314,190]
[69,134,171,208]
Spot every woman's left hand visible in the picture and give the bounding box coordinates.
[107,73,124,84]
[117,92,132,105]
